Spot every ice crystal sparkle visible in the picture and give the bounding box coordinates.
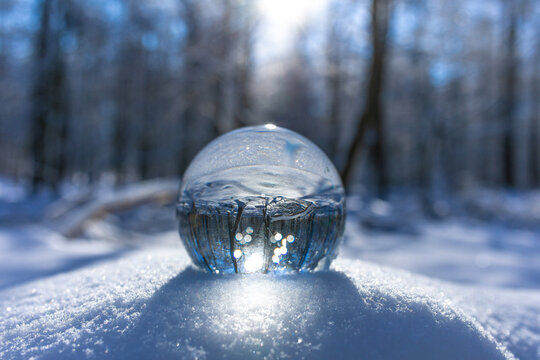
[176,125,345,273]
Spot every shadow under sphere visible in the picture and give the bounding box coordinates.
[111,268,505,360]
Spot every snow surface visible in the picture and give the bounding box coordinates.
[0,225,125,290]
[0,247,533,360]
[0,246,539,359]
[344,219,540,289]
[1,178,540,359]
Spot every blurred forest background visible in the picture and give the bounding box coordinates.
[1,0,540,210]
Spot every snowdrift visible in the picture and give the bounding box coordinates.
[2,248,539,359]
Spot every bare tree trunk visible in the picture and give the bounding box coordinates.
[52,57,69,185]
[112,35,134,184]
[234,61,251,129]
[409,7,438,215]
[479,22,496,186]
[341,0,391,197]
[372,96,388,198]
[138,62,152,180]
[177,0,201,174]
[211,0,232,136]
[30,0,52,192]
[112,77,128,184]
[530,51,540,186]
[501,2,518,187]
[325,11,342,162]
[30,0,70,193]
[233,8,253,129]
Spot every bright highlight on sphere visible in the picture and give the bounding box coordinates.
[177,125,345,274]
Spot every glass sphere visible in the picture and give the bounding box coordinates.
[176,124,345,273]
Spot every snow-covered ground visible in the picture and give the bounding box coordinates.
[1,246,539,359]
[345,219,540,289]
[1,179,540,359]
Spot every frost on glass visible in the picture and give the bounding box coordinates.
[176,124,345,273]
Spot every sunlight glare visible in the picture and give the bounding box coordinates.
[213,278,285,335]
[256,0,328,61]
[258,0,327,29]
[244,253,264,272]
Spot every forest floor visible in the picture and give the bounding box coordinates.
[0,178,540,359]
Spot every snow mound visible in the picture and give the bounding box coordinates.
[1,249,538,359]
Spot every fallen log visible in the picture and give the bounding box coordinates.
[47,179,178,238]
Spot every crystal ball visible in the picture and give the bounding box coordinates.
[176,124,345,273]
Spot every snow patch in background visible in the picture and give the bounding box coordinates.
[343,219,540,289]
[0,225,125,290]
[0,178,26,202]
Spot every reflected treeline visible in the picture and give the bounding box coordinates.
[0,0,539,202]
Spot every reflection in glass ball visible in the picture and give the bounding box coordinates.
[176,124,345,273]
